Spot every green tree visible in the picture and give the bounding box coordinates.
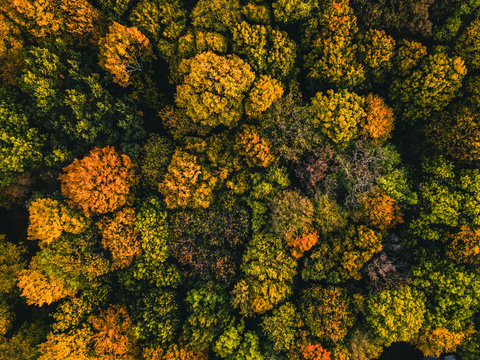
[261,302,299,352]
[389,51,466,123]
[364,285,426,345]
[232,233,297,316]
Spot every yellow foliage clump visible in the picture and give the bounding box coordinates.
[159,149,217,209]
[245,75,284,118]
[360,94,394,144]
[17,261,74,306]
[144,344,209,360]
[27,198,63,245]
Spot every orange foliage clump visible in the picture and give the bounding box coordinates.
[98,22,151,87]
[144,344,208,360]
[357,188,403,231]
[88,305,138,360]
[289,231,319,259]
[415,327,472,357]
[302,344,331,360]
[17,263,74,306]
[360,94,394,144]
[59,0,104,46]
[59,146,137,216]
[444,225,480,265]
[98,207,141,270]
[27,198,63,245]
[235,126,275,168]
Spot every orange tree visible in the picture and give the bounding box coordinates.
[59,146,137,216]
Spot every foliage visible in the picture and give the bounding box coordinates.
[389,51,466,123]
[175,51,255,128]
[232,22,296,79]
[443,225,480,265]
[97,207,141,270]
[364,285,426,345]
[357,29,395,82]
[232,233,296,316]
[271,189,314,243]
[59,146,137,216]
[414,327,472,357]
[0,101,43,187]
[139,134,173,190]
[302,344,331,360]
[159,149,217,209]
[273,0,312,24]
[301,286,354,342]
[245,76,284,118]
[310,89,365,148]
[412,258,480,331]
[355,188,404,231]
[129,0,186,60]
[131,288,179,344]
[235,126,275,168]
[98,22,152,87]
[261,302,298,352]
[359,94,394,144]
[0,236,24,294]
[191,0,241,33]
[392,39,427,77]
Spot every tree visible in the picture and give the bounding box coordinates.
[364,285,426,345]
[272,0,312,24]
[95,0,133,21]
[301,344,331,360]
[271,189,314,243]
[88,305,138,360]
[359,94,395,144]
[244,75,284,118]
[182,285,232,351]
[443,225,480,265]
[426,105,480,162]
[27,198,63,245]
[355,188,404,231]
[301,286,354,342]
[234,126,275,168]
[414,327,473,357]
[391,39,427,77]
[98,22,152,87]
[302,225,382,282]
[191,0,241,33]
[302,0,364,88]
[159,149,217,209]
[232,22,296,79]
[261,302,299,352]
[59,146,137,216]
[0,101,43,187]
[288,231,319,259]
[310,89,365,148]
[97,207,141,270]
[131,288,179,344]
[358,29,395,83]
[139,134,173,191]
[389,51,466,123]
[17,258,75,306]
[232,233,297,316]
[0,235,25,294]
[37,326,94,360]
[129,0,186,60]
[175,51,255,128]
[412,258,480,331]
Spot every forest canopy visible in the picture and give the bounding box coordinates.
[2,0,480,359]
